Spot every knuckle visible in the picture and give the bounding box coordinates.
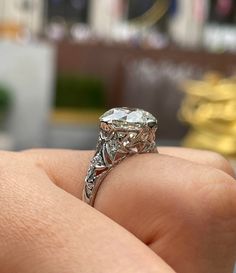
[199,169,236,221]
[195,172,236,248]
[204,151,235,177]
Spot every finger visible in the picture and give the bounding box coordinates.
[158,147,235,178]
[93,152,236,240]
[0,159,176,273]
[6,150,236,273]
[22,149,91,199]
[93,153,236,273]
[21,148,236,239]
[21,147,235,203]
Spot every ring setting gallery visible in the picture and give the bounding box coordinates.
[83,107,158,206]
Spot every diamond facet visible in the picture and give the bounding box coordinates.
[100,107,157,129]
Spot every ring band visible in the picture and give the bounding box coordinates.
[83,107,158,206]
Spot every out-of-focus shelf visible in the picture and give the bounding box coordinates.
[49,109,102,149]
[56,41,236,108]
[51,109,105,124]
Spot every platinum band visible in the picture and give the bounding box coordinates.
[83,108,158,206]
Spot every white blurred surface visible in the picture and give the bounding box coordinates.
[0,41,55,149]
[0,132,14,150]
[48,123,98,150]
[0,0,44,35]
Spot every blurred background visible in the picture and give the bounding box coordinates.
[0,0,235,169]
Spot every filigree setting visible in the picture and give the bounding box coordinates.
[83,108,158,205]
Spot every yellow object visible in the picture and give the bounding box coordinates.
[179,72,236,157]
[129,0,170,28]
[0,22,23,40]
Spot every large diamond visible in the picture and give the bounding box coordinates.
[100,108,157,129]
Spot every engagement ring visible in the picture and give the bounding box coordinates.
[83,107,158,206]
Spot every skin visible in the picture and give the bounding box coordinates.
[0,147,235,273]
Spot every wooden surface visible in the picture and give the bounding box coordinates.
[56,41,236,107]
[55,42,236,140]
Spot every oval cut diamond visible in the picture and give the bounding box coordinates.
[100,107,157,129]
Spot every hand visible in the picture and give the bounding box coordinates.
[0,149,176,273]
[0,148,235,273]
[26,147,236,273]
